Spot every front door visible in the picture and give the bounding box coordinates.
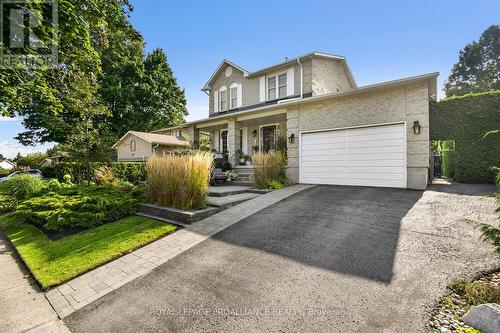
[220,130,228,157]
[261,125,277,153]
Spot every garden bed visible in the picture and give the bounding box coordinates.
[0,213,177,289]
[428,269,500,332]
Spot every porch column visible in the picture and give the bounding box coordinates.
[227,118,240,167]
[187,125,200,148]
[286,107,299,183]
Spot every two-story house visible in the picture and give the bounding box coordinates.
[121,51,437,190]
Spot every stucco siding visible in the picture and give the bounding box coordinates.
[116,136,152,161]
[286,80,431,189]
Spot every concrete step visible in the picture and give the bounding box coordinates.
[230,181,253,186]
[208,185,252,197]
[207,192,260,208]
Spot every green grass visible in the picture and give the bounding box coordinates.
[0,213,177,289]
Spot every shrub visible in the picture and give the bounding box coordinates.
[16,185,138,230]
[4,174,45,199]
[441,140,456,178]
[450,279,500,306]
[39,165,56,178]
[430,91,500,183]
[115,179,134,193]
[252,152,286,189]
[47,179,62,191]
[94,165,115,186]
[265,180,284,189]
[0,167,10,177]
[55,162,146,184]
[146,151,213,210]
[0,194,15,212]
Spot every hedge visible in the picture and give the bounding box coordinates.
[441,140,455,178]
[54,162,146,184]
[430,91,500,183]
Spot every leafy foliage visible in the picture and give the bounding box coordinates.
[0,167,10,177]
[16,185,138,230]
[4,174,45,199]
[444,25,500,97]
[441,140,456,178]
[430,91,500,183]
[450,279,500,306]
[16,153,47,168]
[54,161,146,184]
[1,1,187,162]
[146,152,213,210]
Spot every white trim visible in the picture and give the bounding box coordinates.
[298,121,407,187]
[219,85,227,112]
[220,129,228,154]
[259,76,266,102]
[241,127,248,155]
[236,108,286,122]
[229,82,238,109]
[237,83,242,108]
[266,70,288,101]
[286,67,294,96]
[202,59,249,91]
[213,89,219,113]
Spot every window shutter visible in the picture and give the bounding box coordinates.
[237,83,242,107]
[287,67,294,96]
[259,76,266,102]
[213,89,219,113]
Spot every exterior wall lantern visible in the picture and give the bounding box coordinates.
[413,121,421,135]
[252,129,258,137]
[288,133,295,144]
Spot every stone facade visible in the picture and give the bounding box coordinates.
[286,79,431,189]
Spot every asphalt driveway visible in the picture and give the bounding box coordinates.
[65,184,498,332]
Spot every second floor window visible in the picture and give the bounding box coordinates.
[267,73,287,100]
[230,87,238,109]
[220,89,227,111]
[268,77,276,100]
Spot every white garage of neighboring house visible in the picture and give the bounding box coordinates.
[112,131,190,162]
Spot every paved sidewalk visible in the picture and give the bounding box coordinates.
[46,185,314,318]
[0,234,70,333]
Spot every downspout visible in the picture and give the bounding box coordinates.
[297,58,303,98]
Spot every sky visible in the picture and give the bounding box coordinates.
[1,0,499,159]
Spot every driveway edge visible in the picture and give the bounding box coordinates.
[46,185,315,318]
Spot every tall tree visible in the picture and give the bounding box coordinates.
[135,48,188,132]
[1,1,187,161]
[444,25,500,97]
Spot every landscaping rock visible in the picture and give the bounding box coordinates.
[462,303,500,333]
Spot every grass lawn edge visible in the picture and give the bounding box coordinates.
[0,213,178,290]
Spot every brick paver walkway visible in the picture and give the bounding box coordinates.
[45,185,313,318]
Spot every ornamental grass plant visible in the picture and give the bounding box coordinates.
[146,151,213,210]
[252,152,286,189]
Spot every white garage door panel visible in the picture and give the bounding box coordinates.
[300,124,406,188]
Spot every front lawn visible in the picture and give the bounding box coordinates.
[0,213,177,289]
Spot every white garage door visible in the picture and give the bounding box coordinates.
[300,123,406,188]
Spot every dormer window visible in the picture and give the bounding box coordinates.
[219,86,227,111]
[267,72,287,100]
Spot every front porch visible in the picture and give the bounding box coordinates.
[190,111,288,167]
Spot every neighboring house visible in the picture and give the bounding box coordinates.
[154,51,437,190]
[112,131,190,161]
[0,159,16,170]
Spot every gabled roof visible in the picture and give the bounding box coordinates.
[202,59,249,91]
[111,131,189,149]
[0,159,16,167]
[201,51,358,91]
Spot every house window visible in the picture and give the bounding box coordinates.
[267,73,287,100]
[130,139,136,152]
[230,87,238,109]
[278,74,287,98]
[219,88,227,111]
[267,77,276,100]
